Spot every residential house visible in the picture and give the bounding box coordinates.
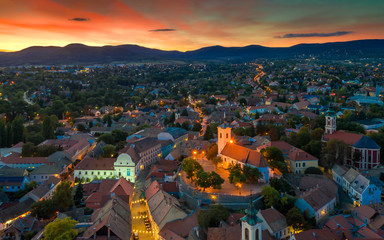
[0,198,35,230]
[269,141,318,174]
[20,177,60,202]
[159,211,198,240]
[145,180,187,238]
[334,166,381,206]
[257,208,290,239]
[85,177,133,209]
[82,196,131,240]
[119,137,162,174]
[295,186,337,222]
[0,216,45,240]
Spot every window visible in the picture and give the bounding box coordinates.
[255,229,259,240]
[303,162,306,167]
[245,228,249,240]
[220,133,222,138]
[226,133,228,138]
[104,172,106,175]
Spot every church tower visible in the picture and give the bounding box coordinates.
[217,123,232,155]
[325,105,336,135]
[241,200,263,240]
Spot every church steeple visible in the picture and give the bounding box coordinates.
[325,101,336,135]
[241,200,263,240]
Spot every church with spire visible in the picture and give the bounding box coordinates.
[323,106,381,169]
[217,123,270,183]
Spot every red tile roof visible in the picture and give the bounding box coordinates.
[221,143,268,168]
[323,130,363,145]
[145,180,160,201]
[76,157,116,170]
[159,211,198,240]
[1,156,49,164]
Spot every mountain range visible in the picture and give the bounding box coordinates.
[0,39,383,66]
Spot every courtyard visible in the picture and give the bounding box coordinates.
[182,157,268,196]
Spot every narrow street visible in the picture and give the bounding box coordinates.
[131,168,155,240]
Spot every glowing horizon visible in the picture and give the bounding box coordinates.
[0,0,383,52]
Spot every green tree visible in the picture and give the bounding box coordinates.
[192,122,202,132]
[304,167,323,175]
[243,165,262,183]
[98,133,115,144]
[22,142,35,157]
[53,181,73,210]
[196,170,211,191]
[51,99,66,119]
[261,186,280,208]
[26,132,45,145]
[111,129,128,142]
[296,127,311,148]
[30,199,57,219]
[197,205,230,230]
[102,144,116,158]
[286,207,306,233]
[311,128,324,141]
[35,145,60,157]
[74,183,83,207]
[262,147,287,174]
[206,143,218,161]
[262,147,284,163]
[76,123,87,132]
[43,217,78,240]
[269,177,295,195]
[5,123,13,147]
[42,116,55,139]
[181,109,188,116]
[239,98,247,107]
[11,115,24,144]
[0,121,6,147]
[103,114,112,127]
[228,164,246,186]
[182,158,203,181]
[181,121,190,130]
[209,171,224,189]
[321,139,348,170]
[203,125,214,140]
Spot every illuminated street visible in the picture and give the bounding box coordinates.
[131,169,155,240]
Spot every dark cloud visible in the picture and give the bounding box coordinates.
[149,28,176,32]
[276,31,353,38]
[68,18,90,22]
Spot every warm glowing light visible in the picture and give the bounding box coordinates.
[229,140,233,143]
[193,151,197,155]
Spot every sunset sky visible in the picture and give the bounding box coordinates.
[1,0,383,52]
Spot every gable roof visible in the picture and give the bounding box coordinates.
[300,188,336,212]
[159,211,198,240]
[147,189,187,230]
[76,157,116,171]
[343,168,360,184]
[323,130,363,145]
[259,208,287,233]
[332,164,347,177]
[220,143,268,168]
[83,196,131,240]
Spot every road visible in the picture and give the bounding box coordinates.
[131,168,155,240]
[23,91,33,105]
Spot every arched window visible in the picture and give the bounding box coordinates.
[245,228,249,240]
[255,229,259,240]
